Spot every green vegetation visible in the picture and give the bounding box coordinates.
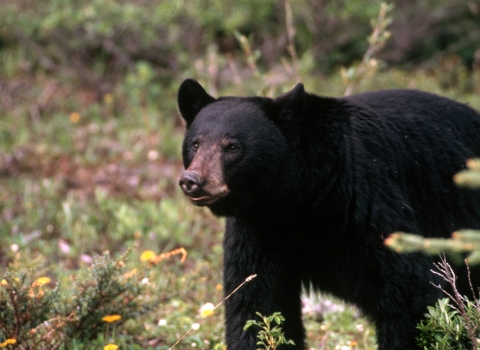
[416,258,480,349]
[244,312,295,350]
[417,298,474,350]
[1,0,479,348]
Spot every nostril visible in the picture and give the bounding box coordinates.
[179,171,204,194]
[183,179,196,191]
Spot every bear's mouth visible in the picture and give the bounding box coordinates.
[188,195,215,206]
[188,191,229,206]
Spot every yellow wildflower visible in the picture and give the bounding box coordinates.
[103,93,114,104]
[0,339,17,347]
[0,277,20,286]
[104,344,118,350]
[102,314,122,323]
[1,278,20,287]
[216,284,223,291]
[199,302,215,317]
[30,277,51,295]
[35,277,51,285]
[69,112,81,123]
[140,250,157,263]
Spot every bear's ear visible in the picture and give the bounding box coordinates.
[271,83,306,140]
[178,79,216,127]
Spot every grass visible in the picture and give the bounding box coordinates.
[1,27,480,347]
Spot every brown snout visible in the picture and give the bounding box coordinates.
[179,171,205,197]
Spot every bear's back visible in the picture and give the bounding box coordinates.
[338,89,480,237]
[344,89,480,154]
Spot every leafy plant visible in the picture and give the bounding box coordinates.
[0,249,161,348]
[416,298,474,350]
[0,273,59,348]
[244,312,295,350]
[341,2,394,96]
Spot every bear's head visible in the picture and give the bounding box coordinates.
[177,79,306,216]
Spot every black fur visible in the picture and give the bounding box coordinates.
[177,79,480,349]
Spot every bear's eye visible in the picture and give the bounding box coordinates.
[192,142,199,151]
[225,144,238,152]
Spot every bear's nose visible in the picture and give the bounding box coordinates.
[179,171,204,195]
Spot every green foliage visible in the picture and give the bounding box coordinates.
[0,0,279,84]
[417,298,475,350]
[2,0,478,87]
[342,2,393,95]
[301,295,376,349]
[61,250,150,341]
[385,229,480,264]
[212,343,227,350]
[414,256,480,349]
[0,247,227,349]
[0,251,152,348]
[455,159,480,189]
[244,312,295,350]
[1,0,186,68]
[0,272,59,347]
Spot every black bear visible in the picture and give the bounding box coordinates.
[177,78,480,349]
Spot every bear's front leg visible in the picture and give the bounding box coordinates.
[223,218,305,350]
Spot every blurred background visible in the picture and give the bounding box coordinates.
[0,0,479,349]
